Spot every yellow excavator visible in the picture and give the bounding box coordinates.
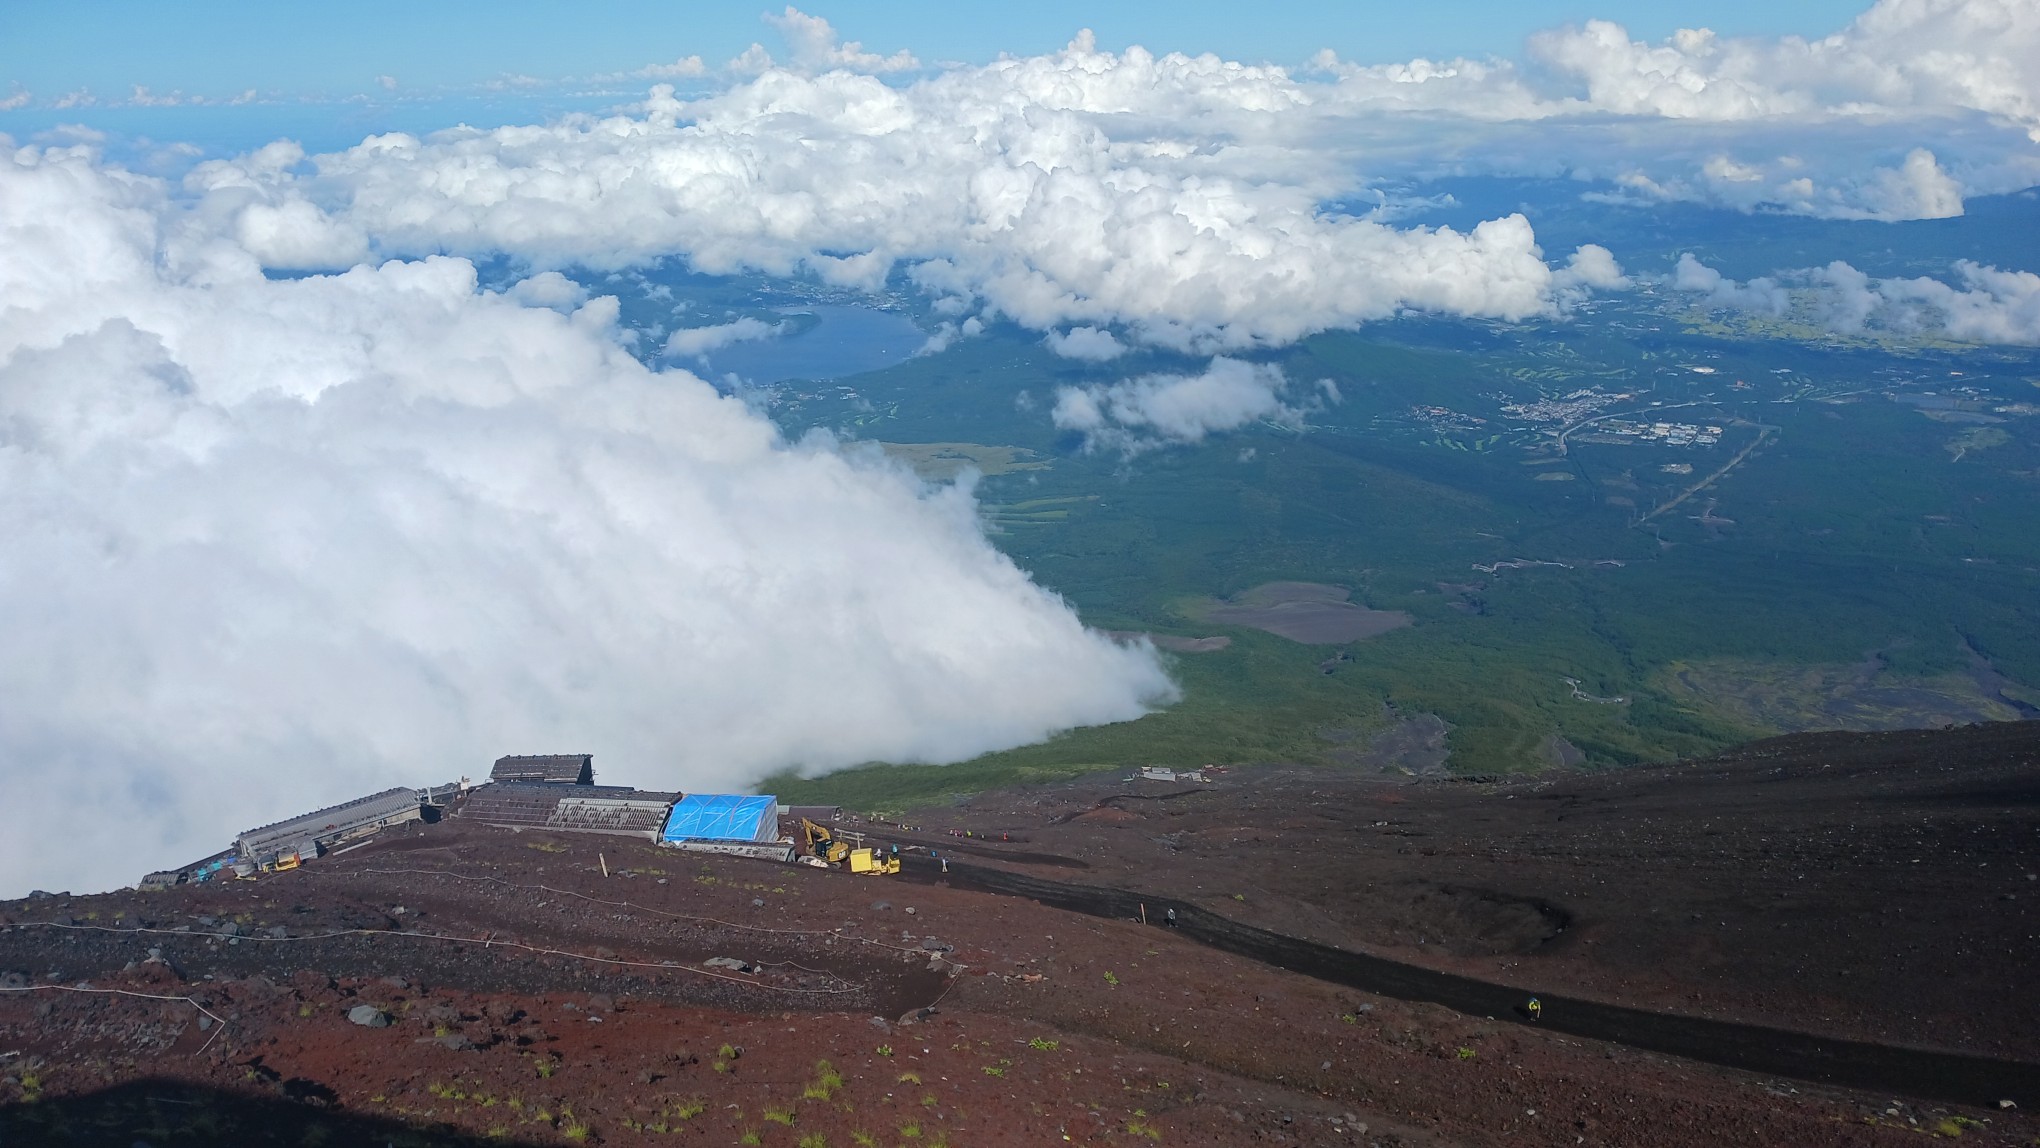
[799,819,900,875]
[801,818,849,864]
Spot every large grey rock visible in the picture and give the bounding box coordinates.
[346,1005,391,1028]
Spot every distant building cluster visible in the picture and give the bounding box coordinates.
[1602,419,1723,445]
[1498,388,1634,425]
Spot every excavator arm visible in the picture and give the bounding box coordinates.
[800,818,850,864]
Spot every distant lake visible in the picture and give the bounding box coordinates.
[701,305,928,384]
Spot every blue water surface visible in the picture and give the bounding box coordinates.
[699,305,928,384]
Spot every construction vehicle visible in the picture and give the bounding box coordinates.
[799,819,900,874]
[800,818,850,864]
[847,847,901,875]
[255,851,302,874]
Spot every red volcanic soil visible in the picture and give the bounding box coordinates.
[4,721,2038,1146]
[905,721,2040,1061]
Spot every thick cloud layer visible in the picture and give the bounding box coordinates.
[156,4,2037,360]
[173,26,1630,352]
[1315,0,2040,218]
[0,146,1174,897]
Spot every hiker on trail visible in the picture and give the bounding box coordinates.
[1526,997,1542,1021]
[1165,907,1177,928]
[940,857,949,873]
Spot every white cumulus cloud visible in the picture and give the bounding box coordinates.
[763,7,919,74]
[186,39,1572,352]
[663,316,788,357]
[1053,357,1304,453]
[1671,253,1789,315]
[1045,326,1128,361]
[153,0,2036,356]
[1668,252,2040,343]
[1821,259,2040,343]
[0,146,1174,898]
[1310,0,2040,219]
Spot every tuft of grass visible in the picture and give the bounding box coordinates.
[982,1065,1004,1077]
[851,1133,879,1148]
[534,1061,555,1080]
[896,1072,921,1085]
[764,1105,796,1126]
[797,1135,828,1148]
[739,1131,762,1146]
[1027,1037,1058,1051]
[1126,1118,1162,1139]
[898,1122,922,1139]
[673,1097,706,1120]
[802,1058,845,1101]
[1103,971,1119,986]
[1456,1046,1477,1060]
[876,1044,894,1057]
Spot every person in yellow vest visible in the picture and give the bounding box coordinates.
[1526,997,1542,1021]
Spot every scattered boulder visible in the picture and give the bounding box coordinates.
[871,901,891,911]
[346,1005,391,1028]
[703,957,753,973]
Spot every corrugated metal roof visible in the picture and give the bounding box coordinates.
[660,794,779,844]
[237,787,421,854]
[491,754,594,784]
[466,782,677,835]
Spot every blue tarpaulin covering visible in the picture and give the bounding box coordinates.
[660,794,779,844]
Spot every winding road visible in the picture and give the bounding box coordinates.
[900,857,2039,1109]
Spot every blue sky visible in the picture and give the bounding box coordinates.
[5,1,1875,101]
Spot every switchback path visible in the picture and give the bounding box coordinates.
[901,857,2039,1109]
